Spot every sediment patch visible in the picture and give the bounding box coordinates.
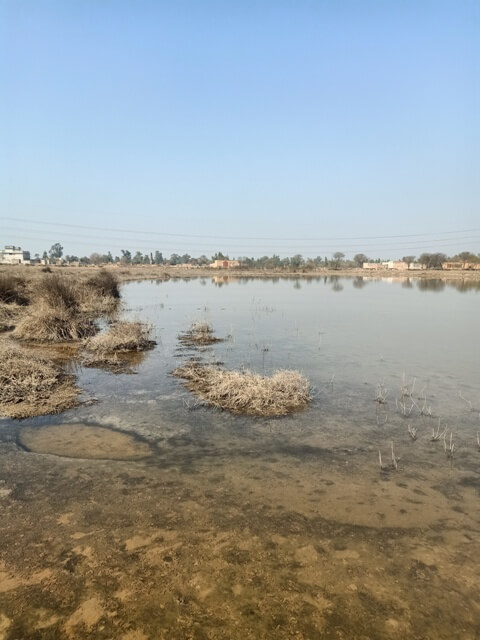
[18,424,152,460]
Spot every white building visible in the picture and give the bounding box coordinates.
[0,246,31,265]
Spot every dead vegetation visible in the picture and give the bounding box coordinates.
[0,302,22,332]
[179,321,223,346]
[0,346,80,418]
[82,321,155,372]
[85,321,154,354]
[173,361,312,416]
[0,273,29,305]
[13,301,97,342]
[9,272,123,343]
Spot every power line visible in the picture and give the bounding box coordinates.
[1,217,478,243]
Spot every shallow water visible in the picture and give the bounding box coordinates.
[0,275,479,639]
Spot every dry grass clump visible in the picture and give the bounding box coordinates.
[85,269,120,299]
[173,361,312,416]
[36,273,80,310]
[0,274,29,305]
[85,321,155,354]
[13,302,97,342]
[0,302,23,332]
[0,346,80,418]
[179,321,223,346]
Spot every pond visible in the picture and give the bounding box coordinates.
[1,275,479,639]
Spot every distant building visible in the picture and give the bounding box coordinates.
[0,245,31,265]
[362,263,383,270]
[382,261,408,270]
[209,259,241,269]
[442,262,480,270]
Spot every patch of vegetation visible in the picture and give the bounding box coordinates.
[173,361,312,416]
[85,269,121,299]
[0,346,80,417]
[0,274,29,305]
[178,321,223,346]
[85,321,155,354]
[13,301,97,342]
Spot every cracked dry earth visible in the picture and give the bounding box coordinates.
[0,425,480,640]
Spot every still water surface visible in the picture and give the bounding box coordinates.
[1,276,479,639]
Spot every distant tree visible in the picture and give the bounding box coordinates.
[89,252,103,265]
[143,254,151,264]
[197,254,209,266]
[418,253,447,269]
[401,256,416,264]
[169,253,181,265]
[104,251,114,263]
[154,250,164,265]
[353,253,369,267]
[132,251,143,264]
[290,254,304,269]
[456,251,479,262]
[79,256,90,265]
[332,252,345,269]
[212,251,228,261]
[120,250,132,264]
[180,254,191,264]
[65,255,79,263]
[49,243,63,260]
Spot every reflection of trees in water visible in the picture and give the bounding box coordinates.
[352,277,367,289]
[447,280,480,293]
[329,276,343,292]
[416,278,446,292]
[293,279,302,289]
[401,279,414,288]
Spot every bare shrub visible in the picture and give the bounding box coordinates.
[85,321,154,354]
[0,274,29,305]
[0,346,80,417]
[179,321,223,346]
[13,302,97,342]
[173,361,312,416]
[85,269,120,299]
[36,274,80,310]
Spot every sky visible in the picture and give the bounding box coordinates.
[1,0,479,260]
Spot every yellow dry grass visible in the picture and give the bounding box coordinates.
[173,361,312,416]
[13,301,97,342]
[0,346,80,418]
[85,321,154,354]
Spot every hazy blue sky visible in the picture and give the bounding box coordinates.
[1,0,479,259]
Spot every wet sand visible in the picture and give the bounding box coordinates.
[1,419,479,639]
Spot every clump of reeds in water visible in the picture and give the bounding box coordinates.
[13,274,97,342]
[173,361,312,416]
[85,321,155,354]
[0,346,78,415]
[178,321,223,346]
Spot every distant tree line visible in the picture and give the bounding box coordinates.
[40,244,480,269]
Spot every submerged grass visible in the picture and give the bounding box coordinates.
[0,346,80,418]
[173,361,312,416]
[179,321,223,346]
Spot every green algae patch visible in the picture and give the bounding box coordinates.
[18,424,152,460]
